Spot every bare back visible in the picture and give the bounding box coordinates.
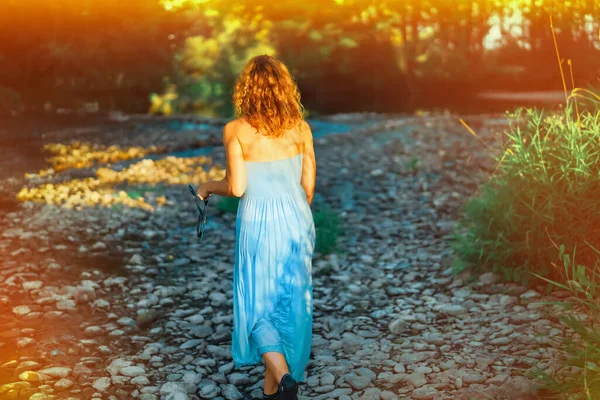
[223,116,315,204]
[235,117,306,162]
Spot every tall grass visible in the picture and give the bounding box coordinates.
[530,244,600,399]
[453,105,600,285]
[453,19,600,399]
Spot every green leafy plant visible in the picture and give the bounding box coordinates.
[216,196,240,214]
[313,202,342,256]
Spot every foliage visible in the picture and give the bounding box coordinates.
[313,202,342,256]
[215,196,240,214]
[453,104,600,285]
[3,0,600,113]
[0,0,185,111]
[529,244,600,400]
[152,5,278,116]
[149,84,179,116]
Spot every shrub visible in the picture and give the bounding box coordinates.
[215,196,240,214]
[453,105,600,286]
[313,202,342,256]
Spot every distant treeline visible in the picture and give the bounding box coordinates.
[1,0,599,116]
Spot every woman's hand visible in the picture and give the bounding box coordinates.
[196,183,211,201]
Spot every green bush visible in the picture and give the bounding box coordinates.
[313,202,342,256]
[453,105,600,286]
[215,196,341,255]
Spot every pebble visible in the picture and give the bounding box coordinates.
[92,377,111,392]
[13,305,31,316]
[0,115,565,400]
[19,371,49,383]
[120,366,146,377]
[221,384,244,400]
[38,367,72,378]
[199,384,221,398]
[412,386,440,399]
[54,378,74,390]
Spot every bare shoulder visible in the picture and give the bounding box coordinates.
[299,120,313,143]
[223,119,244,142]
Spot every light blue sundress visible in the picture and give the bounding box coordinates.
[231,153,315,383]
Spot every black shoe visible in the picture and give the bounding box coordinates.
[278,373,298,400]
[263,388,280,399]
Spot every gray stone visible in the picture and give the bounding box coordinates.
[13,306,31,316]
[388,318,408,335]
[320,372,336,386]
[361,387,382,400]
[498,376,537,399]
[54,378,73,390]
[131,376,151,385]
[181,339,202,349]
[400,351,437,364]
[227,372,250,386]
[160,382,187,395]
[165,393,190,400]
[92,377,111,392]
[117,317,136,326]
[56,299,77,310]
[190,325,214,338]
[107,358,133,376]
[412,386,439,400]
[438,304,467,316]
[344,371,372,390]
[479,272,497,285]
[120,366,145,377]
[199,384,221,398]
[221,384,244,400]
[181,371,202,393]
[405,372,427,388]
[38,367,71,378]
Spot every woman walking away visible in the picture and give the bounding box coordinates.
[195,54,317,400]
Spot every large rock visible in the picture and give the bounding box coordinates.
[38,367,71,378]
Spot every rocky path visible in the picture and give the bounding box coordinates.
[0,114,565,400]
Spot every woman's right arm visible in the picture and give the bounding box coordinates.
[300,120,316,205]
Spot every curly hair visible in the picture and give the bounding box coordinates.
[233,55,305,138]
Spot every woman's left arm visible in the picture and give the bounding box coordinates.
[197,121,247,199]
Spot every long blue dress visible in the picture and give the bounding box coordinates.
[231,153,315,383]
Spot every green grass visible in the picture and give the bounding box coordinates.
[214,195,343,255]
[453,104,600,286]
[528,244,600,400]
[452,97,600,398]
